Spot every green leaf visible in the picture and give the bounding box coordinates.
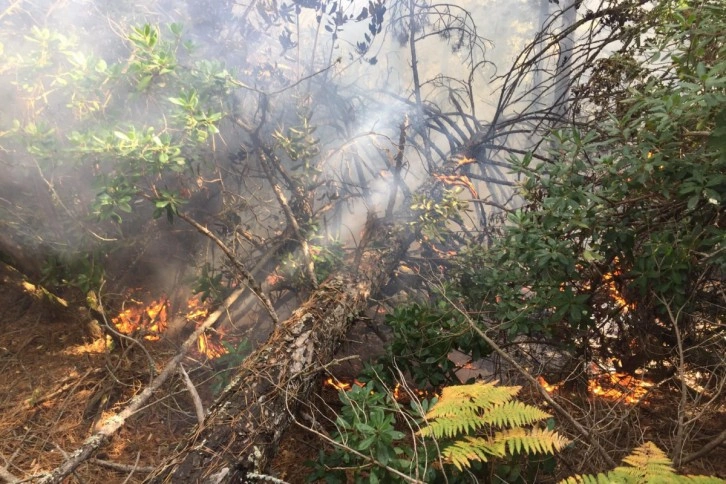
[113,131,130,141]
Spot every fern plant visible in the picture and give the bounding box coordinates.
[561,442,725,484]
[418,381,569,471]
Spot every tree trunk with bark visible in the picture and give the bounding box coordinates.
[145,219,412,483]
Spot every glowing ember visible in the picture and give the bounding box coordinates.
[587,370,652,405]
[112,297,169,341]
[111,292,227,359]
[537,375,562,394]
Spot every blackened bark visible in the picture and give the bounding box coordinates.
[145,220,412,483]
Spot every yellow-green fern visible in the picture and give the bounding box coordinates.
[560,442,725,484]
[418,381,569,470]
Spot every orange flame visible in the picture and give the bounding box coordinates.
[111,292,228,359]
[185,294,227,359]
[538,370,650,405]
[112,297,169,341]
[325,377,353,391]
[537,375,562,394]
[602,271,635,313]
[587,369,652,405]
[323,378,431,403]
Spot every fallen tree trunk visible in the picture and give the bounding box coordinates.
[145,219,412,483]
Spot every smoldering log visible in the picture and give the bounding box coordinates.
[144,219,412,483]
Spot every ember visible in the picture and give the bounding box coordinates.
[587,368,652,405]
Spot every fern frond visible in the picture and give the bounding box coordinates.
[424,381,520,419]
[560,442,726,484]
[441,436,503,470]
[492,427,569,456]
[441,426,568,471]
[620,441,672,473]
[480,400,551,428]
[678,477,726,483]
[419,415,487,439]
[560,473,615,483]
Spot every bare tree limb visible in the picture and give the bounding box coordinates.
[89,458,154,474]
[178,364,205,426]
[676,428,726,468]
[176,211,280,326]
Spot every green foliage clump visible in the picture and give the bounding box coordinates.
[310,379,566,483]
[0,17,236,289]
[307,379,427,483]
[455,0,726,369]
[280,238,345,288]
[384,301,491,387]
[410,188,469,243]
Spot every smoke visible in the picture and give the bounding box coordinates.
[0,0,553,296]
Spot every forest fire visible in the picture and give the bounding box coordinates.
[111,292,226,358]
[323,378,431,403]
[538,368,651,405]
[112,295,169,341]
[587,368,652,404]
[602,259,636,313]
[324,377,355,391]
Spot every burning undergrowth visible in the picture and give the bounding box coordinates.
[110,290,227,359]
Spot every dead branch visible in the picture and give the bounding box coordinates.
[88,458,154,474]
[178,364,204,426]
[385,116,409,219]
[176,211,280,326]
[676,428,726,468]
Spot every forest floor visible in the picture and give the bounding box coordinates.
[0,261,724,483]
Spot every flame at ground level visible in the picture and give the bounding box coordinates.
[538,368,652,405]
[112,296,169,340]
[323,378,432,403]
[110,292,227,359]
